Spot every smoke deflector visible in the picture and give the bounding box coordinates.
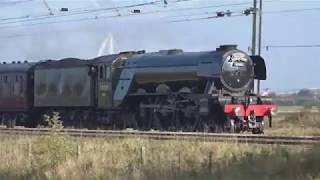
[251,55,266,80]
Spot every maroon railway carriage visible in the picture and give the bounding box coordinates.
[0,61,35,127]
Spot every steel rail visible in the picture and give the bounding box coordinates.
[0,127,319,145]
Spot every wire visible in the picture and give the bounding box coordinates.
[169,13,245,23]
[0,0,193,23]
[265,44,320,50]
[167,6,320,23]
[0,14,126,30]
[141,1,254,14]
[0,15,31,21]
[1,1,319,29]
[0,0,257,30]
[167,7,246,18]
[0,0,254,24]
[0,0,161,25]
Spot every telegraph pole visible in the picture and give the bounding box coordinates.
[251,0,257,94]
[258,0,262,55]
[257,0,263,94]
[251,0,263,95]
[251,0,257,56]
[256,0,263,95]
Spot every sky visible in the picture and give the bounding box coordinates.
[0,0,319,91]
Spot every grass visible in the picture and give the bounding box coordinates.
[277,106,320,113]
[0,134,319,180]
[266,127,320,136]
[0,108,319,180]
[277,106,305,113]
[265,109,320,136]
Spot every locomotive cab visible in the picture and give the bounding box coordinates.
[96,63,112,109]
[95,51,141,109]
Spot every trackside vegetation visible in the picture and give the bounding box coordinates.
[265,109,320,136]
[0,135,319,180]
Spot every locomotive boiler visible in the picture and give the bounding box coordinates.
[116,45,256,101]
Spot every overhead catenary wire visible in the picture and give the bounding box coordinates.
[164,0,278,18]
[0,0,161,25]
[0,15,31,21]
[168,12,246,23]
[0,0,194,23]
[0,9,245,30]
[166,7,249,19]
[0,0,314,24]
[1,5,320,30]
[265,44,320,50]
[0,14,122,30]
[1,2,320,30]
[0,0,270,29]
[167,7,320,23]
[0,0,265,26]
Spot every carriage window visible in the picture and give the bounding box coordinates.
[106,66,111,80]
[99,66,104,79]
[3,76,7,82]
[20,76,24,95]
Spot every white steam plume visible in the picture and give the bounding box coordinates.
[97,32,114,56]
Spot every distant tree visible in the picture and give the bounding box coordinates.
[268,92,277,97]
[297,89,313,97]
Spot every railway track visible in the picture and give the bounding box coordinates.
[0,127,319,145]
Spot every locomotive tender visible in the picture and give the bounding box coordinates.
[0,45,276,133]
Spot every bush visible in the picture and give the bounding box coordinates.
[43,112,63,129]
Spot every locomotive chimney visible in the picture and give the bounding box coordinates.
[158,49,183,55]
[216,45,237,51]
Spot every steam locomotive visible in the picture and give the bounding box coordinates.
[0,45,276,133]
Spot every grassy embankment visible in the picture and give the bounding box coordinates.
[0,134,319,180]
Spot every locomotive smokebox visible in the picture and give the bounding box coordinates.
[220,49,254,92]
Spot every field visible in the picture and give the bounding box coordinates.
[0,134,319,180]
[264,106,320,136]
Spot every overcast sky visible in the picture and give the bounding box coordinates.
[0,0,319,91]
